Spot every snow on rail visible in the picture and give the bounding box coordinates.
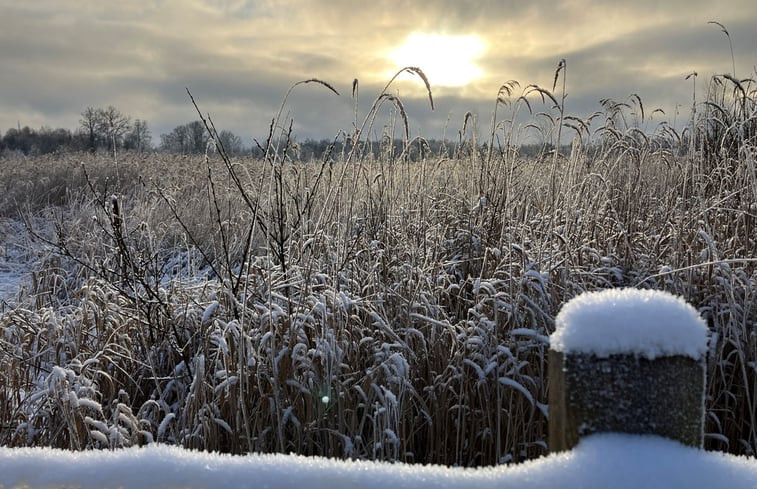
[1,434,756,489]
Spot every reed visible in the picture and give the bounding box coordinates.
[0,63,755,466]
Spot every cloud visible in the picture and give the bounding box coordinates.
[0,0,755,143]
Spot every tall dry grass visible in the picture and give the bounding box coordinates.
[0,66,755,465]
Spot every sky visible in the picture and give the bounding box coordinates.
[1,0,756,144]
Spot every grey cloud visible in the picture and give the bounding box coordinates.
[1,0,756,144]
[476,19,757,127]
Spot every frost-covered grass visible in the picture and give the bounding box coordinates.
[0,70,755,465]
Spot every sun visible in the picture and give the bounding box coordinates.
[389,33,485,87]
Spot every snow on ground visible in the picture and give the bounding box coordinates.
[0,218,38,308]
[550,288,710,359]
[0,434,755,489]
[0,250,24,306]
[0,217,207,310]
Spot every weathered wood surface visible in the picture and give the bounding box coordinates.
[548,349,705,452]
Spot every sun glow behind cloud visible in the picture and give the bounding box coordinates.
[1,1,757,141]
[389,33,485,88]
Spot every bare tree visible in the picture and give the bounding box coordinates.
[98,106,131,154]
[160,121,210,154]
[217,129,243,156]
[124,119,152,152]
[79,107,103,152]
[160,124,190,154]
[186,120,208,153]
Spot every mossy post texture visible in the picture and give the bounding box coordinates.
[548,349,706,452]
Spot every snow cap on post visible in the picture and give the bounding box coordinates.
[548,288,709,452]
[551,288,709,360]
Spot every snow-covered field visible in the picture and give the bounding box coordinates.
[0,219,37,308]
[1,434,756,489]
[0,250,22,305]
[0,145,755,478]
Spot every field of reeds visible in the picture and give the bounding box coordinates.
[0,67,755,466]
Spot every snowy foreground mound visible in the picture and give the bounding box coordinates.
[1,434,755,489]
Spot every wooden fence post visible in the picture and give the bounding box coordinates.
[548,288,709,453]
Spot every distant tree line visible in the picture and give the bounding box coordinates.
[290,138,558,161]
[159,120,243,156]
[0,126,81,155]
[0,107,560,159]
[78,106,151,153]
[0,106,246,157]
